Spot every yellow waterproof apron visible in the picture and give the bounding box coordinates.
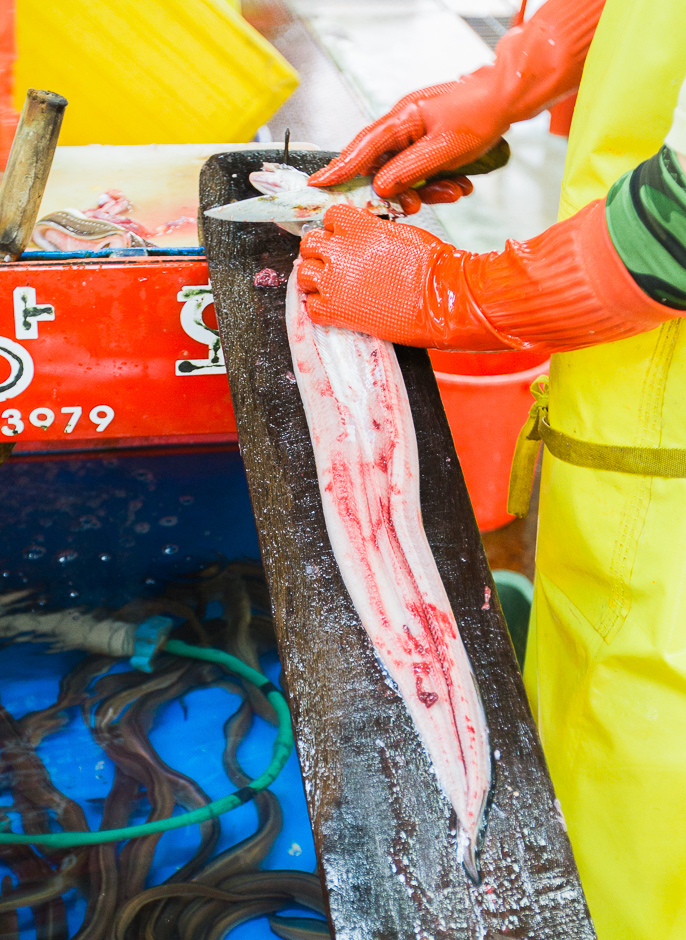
[522,4,686,939]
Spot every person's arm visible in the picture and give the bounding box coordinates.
[604,146,686,314]
[298,71,686,355]
[297,198,676,355]
[308,0,605,209]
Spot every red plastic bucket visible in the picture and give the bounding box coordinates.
[429,348,550,532]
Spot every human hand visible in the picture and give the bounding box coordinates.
[308,80,496,210]
[308,0,604,208]
[297,204,447,342]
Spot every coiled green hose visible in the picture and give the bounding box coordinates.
[0,639,293,848]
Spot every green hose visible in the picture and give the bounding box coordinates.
[0,639,293,848]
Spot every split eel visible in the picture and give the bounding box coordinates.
[32,210,150,252]
[286,260,491,879]
[269,914,332,940]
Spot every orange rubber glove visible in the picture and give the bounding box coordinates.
[308,0,605,206]
[297,204,678,354]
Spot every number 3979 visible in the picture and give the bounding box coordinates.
[0,405,115,436]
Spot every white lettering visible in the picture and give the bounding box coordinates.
[0,337,34,401]
[1,408,24,436]
[13,287,55,339]
[60,406,82,433]
[89,405,115,432]
[29,407,55,429]
[175,285,225,376]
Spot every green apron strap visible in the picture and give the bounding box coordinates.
[507,376,549,518]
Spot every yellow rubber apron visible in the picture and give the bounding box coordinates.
[521,4,686,939]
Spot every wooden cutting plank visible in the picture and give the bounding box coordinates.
[201,150,596,940]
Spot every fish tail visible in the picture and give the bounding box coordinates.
[462,839,482,886]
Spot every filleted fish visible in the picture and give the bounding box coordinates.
[207,164,492,878]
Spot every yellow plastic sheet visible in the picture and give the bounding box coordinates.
[14,0,297,145]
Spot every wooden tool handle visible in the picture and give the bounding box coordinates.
[0,88,67,260]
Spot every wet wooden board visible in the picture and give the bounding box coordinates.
[200,151,596,940]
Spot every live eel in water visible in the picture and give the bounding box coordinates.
[115,662,223,897]
[163,698,284,940]
[17,655,116,747]
[0,874,19,940]
[0,563,320,939]
[197,872,326,940]
[72,768,141,940]
[0,815,69,940]
[269,913,331,940]
[212,164,492,878]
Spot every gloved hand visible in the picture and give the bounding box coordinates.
[308,0,605,206]
[297,203,677,354]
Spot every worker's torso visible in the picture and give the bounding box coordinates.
[525,4,686,939]
[540,0,686,645]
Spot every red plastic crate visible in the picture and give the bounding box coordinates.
[0,252,237,451]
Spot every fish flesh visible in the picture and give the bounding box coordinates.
[285,259,491,879]
[32,209,150,252]
[225,162,492,876]
[217,161,493,875]
[205,163,405,236]
[31,188,194,252]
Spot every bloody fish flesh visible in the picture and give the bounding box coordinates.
[205,160,492,877]
[285,259,491,879]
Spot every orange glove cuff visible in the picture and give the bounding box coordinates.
[456,200,678,352]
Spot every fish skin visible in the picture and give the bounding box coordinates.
[268,914,332,940]
[32,210,144,251]
[285,260,491,879]
[204,162,405,231]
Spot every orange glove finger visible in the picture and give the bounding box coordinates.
[299,207,365,296]
[299,226,334,260]
[297,258,326,294]
[373,131,487,196]
[418,177,473,205]
[308,108,424,188]
[308,119,401,187]
[319,203,367,235]
[304,291,330,325]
